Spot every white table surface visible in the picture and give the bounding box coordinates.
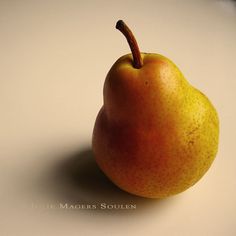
[0,0,236,235]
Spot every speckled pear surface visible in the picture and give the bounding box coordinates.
[92,52,219,198]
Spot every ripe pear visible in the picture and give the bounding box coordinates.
[92,20,219,198]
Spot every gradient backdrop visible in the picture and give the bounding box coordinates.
[0,0,236,235]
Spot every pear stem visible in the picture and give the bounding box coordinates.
[116,20,143,69]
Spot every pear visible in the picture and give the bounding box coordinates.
[92,20,219,198]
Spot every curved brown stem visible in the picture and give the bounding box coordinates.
[116,20,143,69]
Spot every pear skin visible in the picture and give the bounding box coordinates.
[92,21,219,198]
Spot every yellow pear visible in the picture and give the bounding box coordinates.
[92,20,219,198]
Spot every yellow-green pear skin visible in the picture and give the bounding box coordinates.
[92,53,219,199]
[92,21,219,198]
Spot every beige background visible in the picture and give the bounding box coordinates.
[0,0,236,235]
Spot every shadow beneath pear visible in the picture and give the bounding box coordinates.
[45,147,178,215]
